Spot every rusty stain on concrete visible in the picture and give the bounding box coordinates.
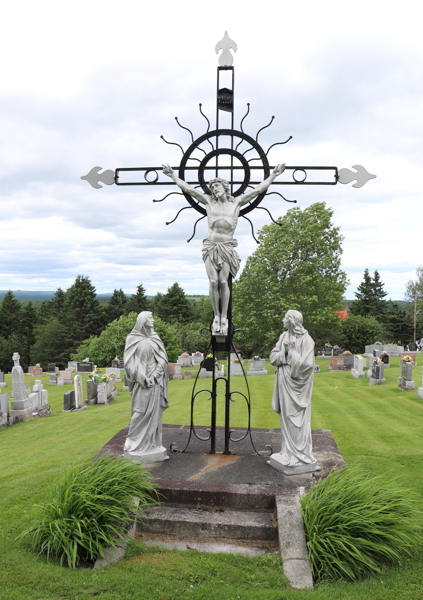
[188,454,240,481]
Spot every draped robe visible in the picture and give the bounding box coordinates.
[269,329,315,466]
[123,327,168,455]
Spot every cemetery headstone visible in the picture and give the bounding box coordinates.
[64,390,76,411]
[57,377,64,386]
[329,356,346,371]
[247,358,268,375]
[77,362,94,373]
[74,374,84,408]
[48,373,57,384]
[67,361,78,370]
[324,346,332,356]
[106,367,121,382]
[343,354,354,369]
[203,357,215,371]
[97,383,108,404]
[0,371,4,383]
[173,365,182,380]
[12,353,26,401]
[192,353,204,366]
[177,354,192,367]
[87,380,98,404]
[398,360,416,391]
[313,365,320,373]
[231,360,244,375]
[369,361,385,385]
[400,352,417,365]
[373,349,381,358]
[48,363,56,373]
[59,370,73,384]
[417,368,423,401]
[0,393,8,415]
[352,355,365,378]
[183,371,193,380]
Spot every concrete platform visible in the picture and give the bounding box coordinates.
[98,425,344,589]
[100,425,344,488]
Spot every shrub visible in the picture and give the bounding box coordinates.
[19,456,157,568]
[300,466,421,582]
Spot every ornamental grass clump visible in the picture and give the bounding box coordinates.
[19,455,158,568]
[300,466,421,582]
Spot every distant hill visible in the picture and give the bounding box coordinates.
[0,290,207,303]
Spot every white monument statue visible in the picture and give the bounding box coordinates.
[162,163,285,335]
[123,311,169,462]
[267,310,319,475]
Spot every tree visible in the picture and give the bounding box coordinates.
[0,332,22,373]
[31,318,70,368]
[404,267,423,341]
[232,203,348,355]
[20,301,37,369]
[193,297,213,327]
[176,321,211,355]
[72,313,181,365]
[104,289,127,324]
[341,314,386,354]
[0,291,22,339]
[64,275,103,354]
[156,282,193,324]
[384,301,414,343]
[126,283,150,314]
[351,269,387,321]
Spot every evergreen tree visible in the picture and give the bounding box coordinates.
[104,289,127,324]
[50,288,67,318]
[64,275,103,354]
[351,269,373,316]
[371,270,388,317]
[351,269,387,321]
[20,301,37,369]
[31,318,71,369]
[156,283,193,324]
[0,290,22,338]
[126,283,149,314]
[384,301,413,343]
[341,314,386,354]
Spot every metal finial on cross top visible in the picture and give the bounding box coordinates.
[81,34,376,455]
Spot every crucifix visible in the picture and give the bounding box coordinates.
[81,32,376,454]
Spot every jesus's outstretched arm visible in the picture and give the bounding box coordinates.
[237,163,285,206]
[162,165,208,204]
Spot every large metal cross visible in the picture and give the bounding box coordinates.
[81,32,376,244]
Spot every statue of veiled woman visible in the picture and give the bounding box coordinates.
[268,310,319,475]
[123,311,169,462]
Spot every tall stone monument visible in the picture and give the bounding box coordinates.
[10,352,33,424]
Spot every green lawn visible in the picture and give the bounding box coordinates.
[1,358,422,600]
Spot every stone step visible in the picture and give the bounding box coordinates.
[138,505,278,542]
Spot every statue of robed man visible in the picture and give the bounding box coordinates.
[123,311,169,462]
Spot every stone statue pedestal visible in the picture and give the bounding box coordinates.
[124,446,169,463]
[267,452,319,476]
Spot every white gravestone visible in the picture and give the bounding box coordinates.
[0,392,8,415]
[12,352,26,401]
[247,359,268,376]
[192,354,204,366]
[74,374,84,408]
[106,367,121,382]
[97,383,108,404]
[351,355,365,379]
[177,355,192,367]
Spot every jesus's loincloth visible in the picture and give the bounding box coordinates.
[202,238,241,278]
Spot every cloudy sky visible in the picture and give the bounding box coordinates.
[1,0,421,300]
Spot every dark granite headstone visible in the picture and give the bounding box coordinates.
[324,347,332,356]
[112,360,124,369]
[64,390,76,411]
[87,380,98,401]
[203,357,215,371]
[409,342,418,351]
[48,363,56,373]
[381,354,389,364]
[77,362,94,373]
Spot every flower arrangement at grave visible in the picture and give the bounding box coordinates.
[402,355,413,363]
[343,351,351,354]
[182,351,189,357]
[380,351,389,357]
[88,371,116,384]
[194,351,202,356]
[207,353,213,358]
[372,357,381,364]
[325,342,332,347]
[232,358,241,363]
[252,355,261,360]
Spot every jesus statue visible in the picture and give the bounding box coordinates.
[162,163,285,335]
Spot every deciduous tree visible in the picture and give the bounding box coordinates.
[232,203,348,355]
